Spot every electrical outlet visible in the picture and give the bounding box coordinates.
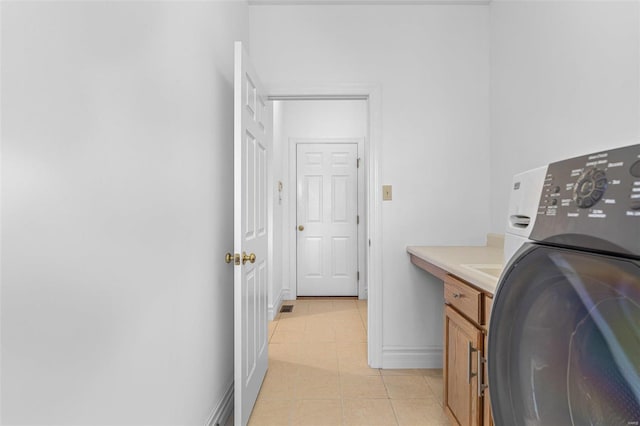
[382,185,392,201]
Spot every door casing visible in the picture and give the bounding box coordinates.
[268,86,383,368]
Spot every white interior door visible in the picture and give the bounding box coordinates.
[234,41,270,426]
[296,143,358,296]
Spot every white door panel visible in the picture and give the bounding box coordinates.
[297,144,358,296]
[234,41,270,426]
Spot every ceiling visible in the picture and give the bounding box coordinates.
[248,0,490,5]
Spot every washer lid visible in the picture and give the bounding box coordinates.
[488,244,640,426]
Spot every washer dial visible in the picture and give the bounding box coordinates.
[573,168,607,208]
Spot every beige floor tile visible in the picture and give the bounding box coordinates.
[337,343,368,362]
[424,369,443,377]
[291,399,343,426]
[343,399,398,426]
[287,300,310,311]
[335,327,367,343]
[338,354,380,376]
[248,399,293,426]
[308,301,334,314]
[268,320,278,341]
[380,369,433,376]
[391,399,450,426]
[424,375,444,403]
[306,312,334,324]
[295,373,341,399]
[383,376,435,399]
[276,317,307,333]
[258,369,298,400]
[251,299,446,426]
[303,342,338,359]
[303,356,339,373]
[332,300,357,311]
[332,310,363,322]
[341,374,388,399]
[298,363,340,377]
[332,317,365,329]
[304,326,335,343]
[270,329,306,344]
[269,343,304,363]
[338,362,380,376]
[268,359,299,374]
[306,317,332,328]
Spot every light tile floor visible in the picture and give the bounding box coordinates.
[232,298,450,426]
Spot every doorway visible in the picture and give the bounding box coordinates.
[271,99,367,302]
[267,88,383,370]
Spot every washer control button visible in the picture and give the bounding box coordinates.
[574,168,607,208]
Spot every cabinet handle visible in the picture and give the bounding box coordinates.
[478,351,488,396]
[453,293,463,299]
[468,342,478,384]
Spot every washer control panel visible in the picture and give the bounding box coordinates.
[531,143,640,257]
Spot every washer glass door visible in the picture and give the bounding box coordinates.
[488,244,640,426]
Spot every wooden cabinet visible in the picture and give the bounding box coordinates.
[444,305,482,426]
[483,296,494,426]
[482,333,493,426]
[443,275,493,426]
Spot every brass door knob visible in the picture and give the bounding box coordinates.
[242,252,256,265]
[298,225,304,231]
[225,252,240,265]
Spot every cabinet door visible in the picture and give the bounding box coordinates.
[444,305,482,426]
[483,333,493,426]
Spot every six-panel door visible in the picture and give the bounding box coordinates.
[296,143,358,296]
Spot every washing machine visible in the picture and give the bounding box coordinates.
[488,143,640,426]
[504,165,548,264]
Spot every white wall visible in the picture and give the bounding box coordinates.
[274,100,367,306]
[489,0,640,233]
[250,5,491,367]
[1,2,247,424]
[269,101,285,319]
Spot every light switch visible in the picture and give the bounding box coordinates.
[382,185,392,201]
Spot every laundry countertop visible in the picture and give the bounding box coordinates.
[407,234,504,294]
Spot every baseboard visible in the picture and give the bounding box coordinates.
[268,288,287,320]
[205,379,234,426]
[282,288,292,301]
[381,345,443,369]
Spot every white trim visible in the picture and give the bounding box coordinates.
[382,346,444,369]
[250,0,490,5]
[269,83,383,368]
[287,138,365,299]
[282,288,293,301]
[366,86,383,368]
[268,288,287,320]
[0,0,3,418]
[205,379,234,426]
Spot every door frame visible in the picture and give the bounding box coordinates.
[290,139,365,298]
[268,84,383,367]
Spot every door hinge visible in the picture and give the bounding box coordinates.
[357,158,361,168]
[357,215,360,225]
[357,271,360,281]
